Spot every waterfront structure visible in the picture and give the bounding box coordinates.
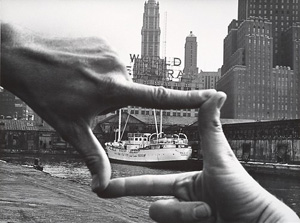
[0,119,92,155]
[184,119,300,164]
[218,0,300,120]
[183,31,199,75]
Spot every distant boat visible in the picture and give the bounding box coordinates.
[104,109,193,167]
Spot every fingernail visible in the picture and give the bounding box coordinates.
[193,204,210,219]
[204,89,217,99]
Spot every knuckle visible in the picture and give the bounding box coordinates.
[174,177,193,200]
[153,86,169,106]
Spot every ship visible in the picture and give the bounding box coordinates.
[104,110,194,168]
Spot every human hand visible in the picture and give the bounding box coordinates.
[100,92,300,222]
[1,23,216,193]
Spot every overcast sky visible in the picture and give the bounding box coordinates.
[2,0,238,71]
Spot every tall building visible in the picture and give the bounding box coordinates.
[133,0,166,79]
[141,0,161,57]
[238,0,300,66]
[183,31,199,75]
[218,0,300,120]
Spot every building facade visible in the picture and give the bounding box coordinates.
[183,31,199,75]
[135,0,166,79]
[0,88,27,120]
[141,0,161,57]
[197,69,221,89]
[218,0,300,120]
[238,0,300,66]
[0,120,78,155]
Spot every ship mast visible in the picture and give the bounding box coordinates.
[118,109,121,141]
[159,11,167,135]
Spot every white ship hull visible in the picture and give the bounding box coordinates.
[105,132,193,167]
[106,145,192,163]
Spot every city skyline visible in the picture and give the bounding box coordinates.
[1,0,238,71]
[218,0,300,120]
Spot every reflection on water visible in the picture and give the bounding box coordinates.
[42,160,183,184]
[3,155,300,216]
[252,173,300,215]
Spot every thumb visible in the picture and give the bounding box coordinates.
[149,198,213,223]
[55,119,111,193]
[198,91,226,135]
[197,91,240,169]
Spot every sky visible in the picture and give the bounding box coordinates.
[1,0,238,71]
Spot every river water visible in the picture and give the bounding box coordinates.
[4,155,300,217]
[41,158,300,217]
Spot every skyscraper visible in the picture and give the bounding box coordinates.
[141,0,161,57]
[133,0,166,79]
[217,0,300,120]
[183,31,199,75]
[128,1,207,125]
[238,0,300,67]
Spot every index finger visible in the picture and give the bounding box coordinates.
[95,172,198,198]
[123,82,217,110]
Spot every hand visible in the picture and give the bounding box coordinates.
[1,23,216,193]
[100,92,300,222]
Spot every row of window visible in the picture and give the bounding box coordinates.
[250,0,299,6]
[120,109,198,118]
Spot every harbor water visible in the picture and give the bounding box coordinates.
[3,155,300,217]
[42,158,300,216]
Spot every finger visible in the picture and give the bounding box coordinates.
[124,82,216,109]
[197,91,243,170]
[149,198,213,223]
[97,172,198,198]
[54,119,111,192]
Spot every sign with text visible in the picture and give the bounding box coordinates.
[129,54,184,80]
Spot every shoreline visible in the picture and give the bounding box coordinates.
[0,161,153,223]
[241,161,300,178]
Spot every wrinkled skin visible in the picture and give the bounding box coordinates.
[2,23,299,223]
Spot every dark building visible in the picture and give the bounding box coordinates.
[238,0,300,66]
[0,119,79,155]
[218,0,300,120]
[0,88,27,120]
